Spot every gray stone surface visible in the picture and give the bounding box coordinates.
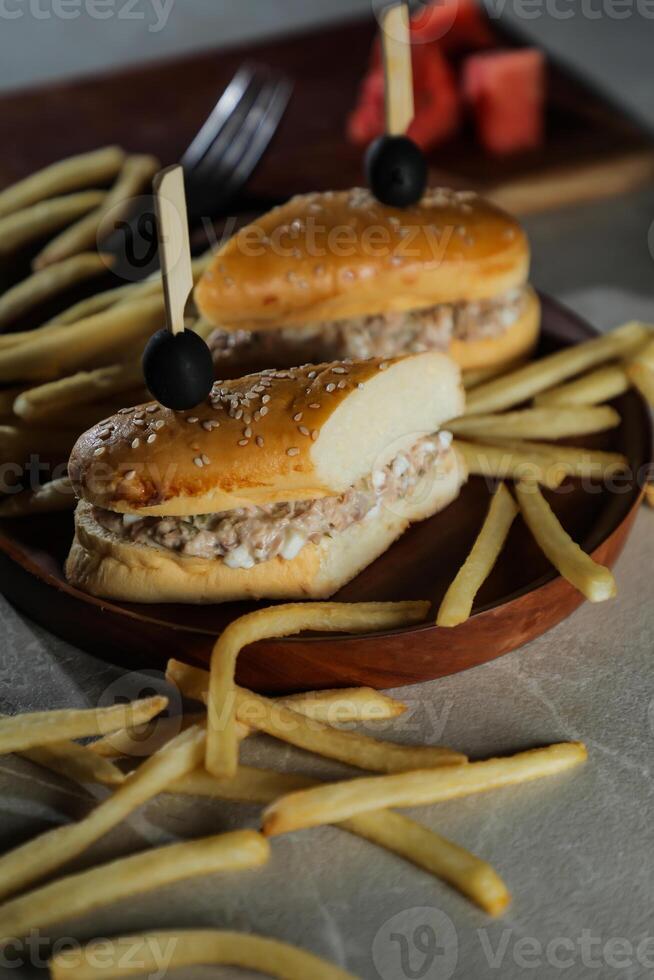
[1,0,654,144]
[0,185,653,978]
[0,0,374,93]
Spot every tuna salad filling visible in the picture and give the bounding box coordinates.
[93,433,454,569]
[208,287,526,371]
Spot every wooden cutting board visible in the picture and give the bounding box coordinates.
[0,18,652,215]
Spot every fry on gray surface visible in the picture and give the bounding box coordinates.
[0,832,269,941]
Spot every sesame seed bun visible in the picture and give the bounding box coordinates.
[68,351,464,518]
[65,448,465,603]
[195,188,529,332]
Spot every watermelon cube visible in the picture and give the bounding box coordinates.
[463,48,545,155]
[348,44,460,152]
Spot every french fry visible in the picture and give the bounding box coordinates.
[166,658,211,701]
[170,767,510,915]
[170,765,315,802]
[645,482,654,508]
[19,740,125,787]
[454,440,566,488]
[0,333,34,351]
[0,695,166,757]
[346,808,510,916]
[0,147,125,218]
[233,689,405,742]
[89,712,206,759]
[450,405,621,441]
[166,659,406,735]
[481,439,628,479]
[45,278,160,326]
[0,192,107,256]
[0,253,110,330]
[205,601,430,779]
[462,357,527,390]
[50,930,354,980]
[3,393,145,439]
[45,252,210,327]
[625,337,654,406]
[185,683,405,744]
[42,392,149,431]
[462,366,502,390]
[34,155,160,269]
[262,742,588,835]
[0,294,165,382]
[14,362,144,420]
[534,365,630,407]
[0,385,27,414]
[0,832,269,942]
[0,424,79,464]
[234,687,465,774]
[0,477,75,518]
[268,688,407,726]
[0,713,123,787]
[466,322,649,415]
[0,722,203,903]
[515,480,617,601]
[437,484,518,627]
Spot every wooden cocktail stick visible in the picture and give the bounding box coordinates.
[153,165,194,336]
[366,2,426,208]
[142,165,213,410]
[380,1,415,136]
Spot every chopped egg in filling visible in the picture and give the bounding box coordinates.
[93,433,454,569]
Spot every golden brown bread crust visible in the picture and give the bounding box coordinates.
[65,450,464,603]
[195,188,529,331]
[68,352,464,517]
[449,287,541,372]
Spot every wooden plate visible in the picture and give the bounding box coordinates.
[0,295,650,693]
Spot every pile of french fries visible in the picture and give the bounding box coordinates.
[434,320,654,624]
[0,599,588,979]
[0,148,215,515]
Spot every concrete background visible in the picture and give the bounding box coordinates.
[0,0,653,140]
[0,0,374,92]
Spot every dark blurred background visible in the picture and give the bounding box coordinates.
[1,0,652,137]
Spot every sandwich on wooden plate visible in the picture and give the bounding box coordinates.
[196,187,540,380]
[66,351,465,603]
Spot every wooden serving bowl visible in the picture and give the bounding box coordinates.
[0,295,650,692]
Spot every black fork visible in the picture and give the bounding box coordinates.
[104,64,292,281]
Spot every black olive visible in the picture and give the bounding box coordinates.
[365,135,428,208]
[142,328,214,410]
